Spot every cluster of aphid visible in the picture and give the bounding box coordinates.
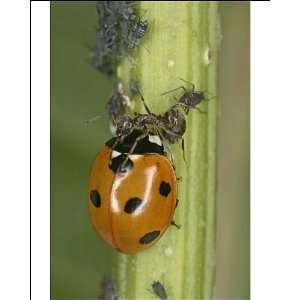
[99,277,168,300]
[91,1,148,75]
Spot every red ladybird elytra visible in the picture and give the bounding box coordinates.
[88,130,177,254]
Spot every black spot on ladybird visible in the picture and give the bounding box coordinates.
[109,154,133,173]
[124,197,142,214]
[90,190,101,207]
[159,181,171,197]
[139,230,160,244]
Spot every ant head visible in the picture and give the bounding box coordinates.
[115,115,134,138]
[162,108,186,143]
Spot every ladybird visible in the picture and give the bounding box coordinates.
[88,130,177,254]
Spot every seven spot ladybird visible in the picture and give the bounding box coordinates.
[88,130,177,254]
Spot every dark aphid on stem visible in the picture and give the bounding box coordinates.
[151,281,168,300]
[126,19,149,49]
[106,82,131,123]
[162,78,212,114]
[129,78,140,96]
[98,277,118,300]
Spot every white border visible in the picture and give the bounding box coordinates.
[252,2,300,299]
[31,1,50,300]
[0,1,30,300]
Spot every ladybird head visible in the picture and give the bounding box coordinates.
[162,108,186,143]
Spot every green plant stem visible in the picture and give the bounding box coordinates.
[115,2,220,299]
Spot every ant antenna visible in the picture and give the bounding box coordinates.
[178,77,195,91]
[160,86,186,96]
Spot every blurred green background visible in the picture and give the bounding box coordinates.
[51,2,249,300]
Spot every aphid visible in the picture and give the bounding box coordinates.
[99,277,118,300]
[162,78,211,114]
[151,281,168,300]
[126,19,149,49]
[129,78,140,96]
[106,82,131,123]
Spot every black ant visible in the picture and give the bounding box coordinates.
[161,78,213,114]
[113,91,186,168]
[111,82,209,170]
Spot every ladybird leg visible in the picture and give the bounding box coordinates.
[171,220,181,230]
[176,176,182,182]
[175,198,179,207]
[181,138,187,164]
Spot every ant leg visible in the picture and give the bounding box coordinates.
[181,138,187,163]
[161,86,186,96]
[194,90,216,102]
[178,77,195,91]
[111,137,121,152]
[155,129,176,168]
[137,90,152,114]
[174,102,207,114]
[120,131,148,170]
[171,220,181,229]
[194,107,208,114]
